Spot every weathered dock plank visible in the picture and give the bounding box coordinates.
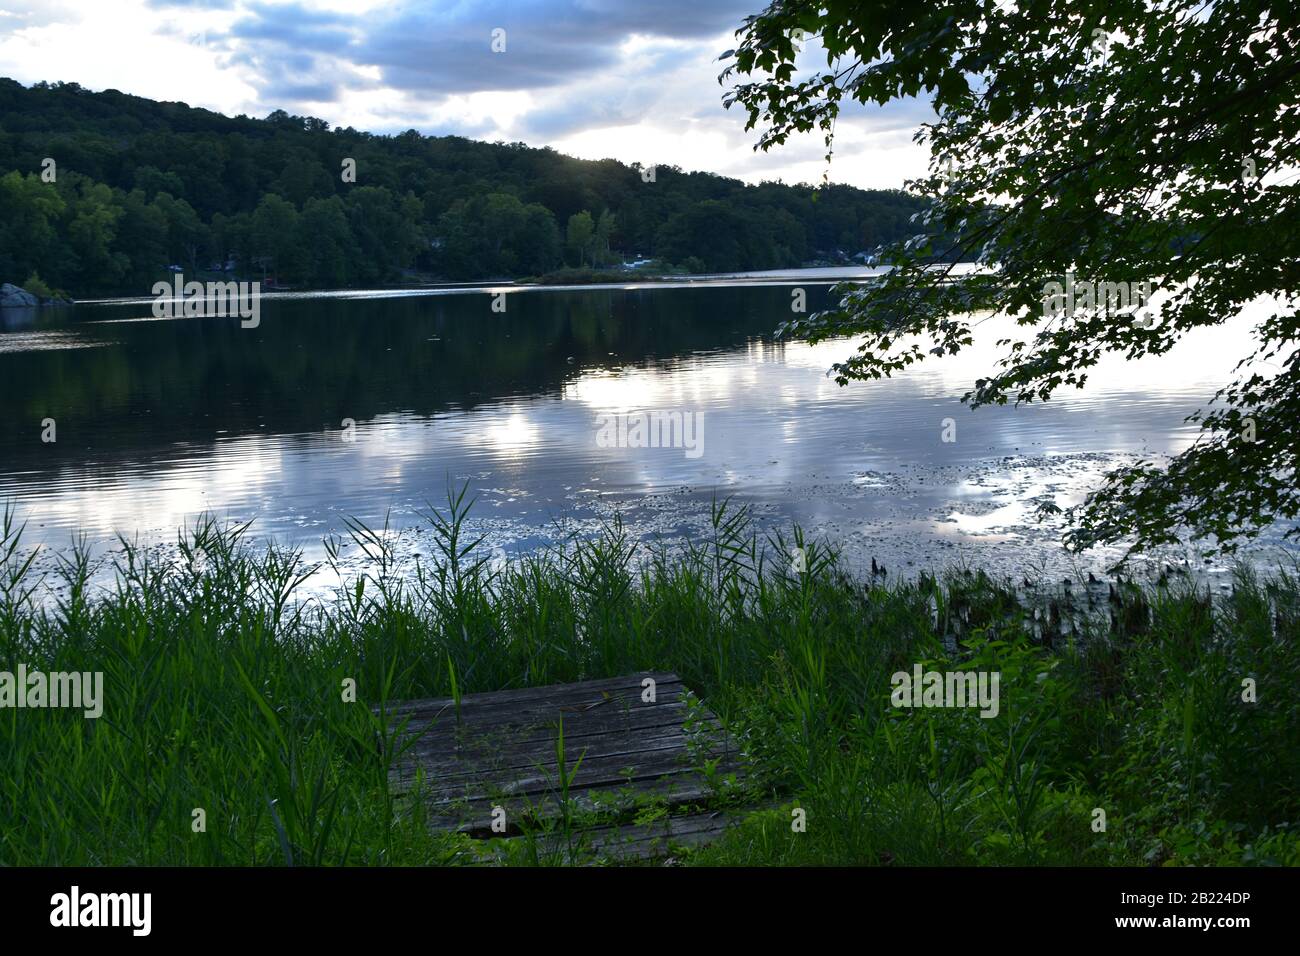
[385,671,683,718]
[564,809,752,862]
[474,809,752,864]
[385,671,749,856]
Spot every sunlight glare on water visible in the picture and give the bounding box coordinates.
[0,279,1291,582]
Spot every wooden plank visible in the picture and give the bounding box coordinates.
[394,697,705,756]
[393,727,738,799]
[406,739,741,803]
[393,724,728,785]
[433,771,742,835]
[473,810,751,864]
[385,671,749,841]
[383,671,681,717]
[391,714,727,791]
[579,811,747,861]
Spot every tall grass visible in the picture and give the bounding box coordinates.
[0,491,1296,866]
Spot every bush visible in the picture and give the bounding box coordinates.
[21,271,64,300]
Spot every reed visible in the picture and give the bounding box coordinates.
[1,493,1296,866]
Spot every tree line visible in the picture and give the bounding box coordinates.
[0,78,928,296]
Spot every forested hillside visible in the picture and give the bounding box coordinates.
[0,78,927,296]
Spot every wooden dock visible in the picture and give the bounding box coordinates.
[386,671,751,862]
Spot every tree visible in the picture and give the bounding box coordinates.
[657,202,744,272]
[656,201,786,273]
[298,196,358,286]
[517,202,562,274]
[566,210,596,267]
[151,191,207,274]
[0,77,930,295]
[723,1,1300,558]
[435,193,562,278]
[0,171,65,286]
[345,186,420,284]
[116,188,168,288]
[481,192,529,272]
[251,193,302,282]
[594,209,617,267]
[271,156,335,207]
[132,165,186,199]
[210,211,252,276]
[64,177,129,290]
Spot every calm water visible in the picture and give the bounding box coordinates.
[0,274,1289,582]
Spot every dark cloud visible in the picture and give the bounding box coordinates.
[225,0,753,98]
[231,1,354,46]
[515,44,714,140]
[220,2,366,105]
[225,44,354,106]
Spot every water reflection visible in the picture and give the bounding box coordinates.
[0,280,1290,579]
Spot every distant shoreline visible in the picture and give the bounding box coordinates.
[67,265,899,306]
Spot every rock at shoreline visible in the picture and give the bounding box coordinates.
[0,283,38,307]
[0,282,70,308]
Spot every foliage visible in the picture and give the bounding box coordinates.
[20,271,62,300]
[0,78,928,293]
[565,210,596,268]
[722,1,1300,557]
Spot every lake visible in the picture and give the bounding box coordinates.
[1,270,1290,588]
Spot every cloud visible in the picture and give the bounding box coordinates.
[0,0,934,189]
[514,41,703,140]
[221,0,755,98]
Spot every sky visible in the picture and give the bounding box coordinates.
[0,0,933,190]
